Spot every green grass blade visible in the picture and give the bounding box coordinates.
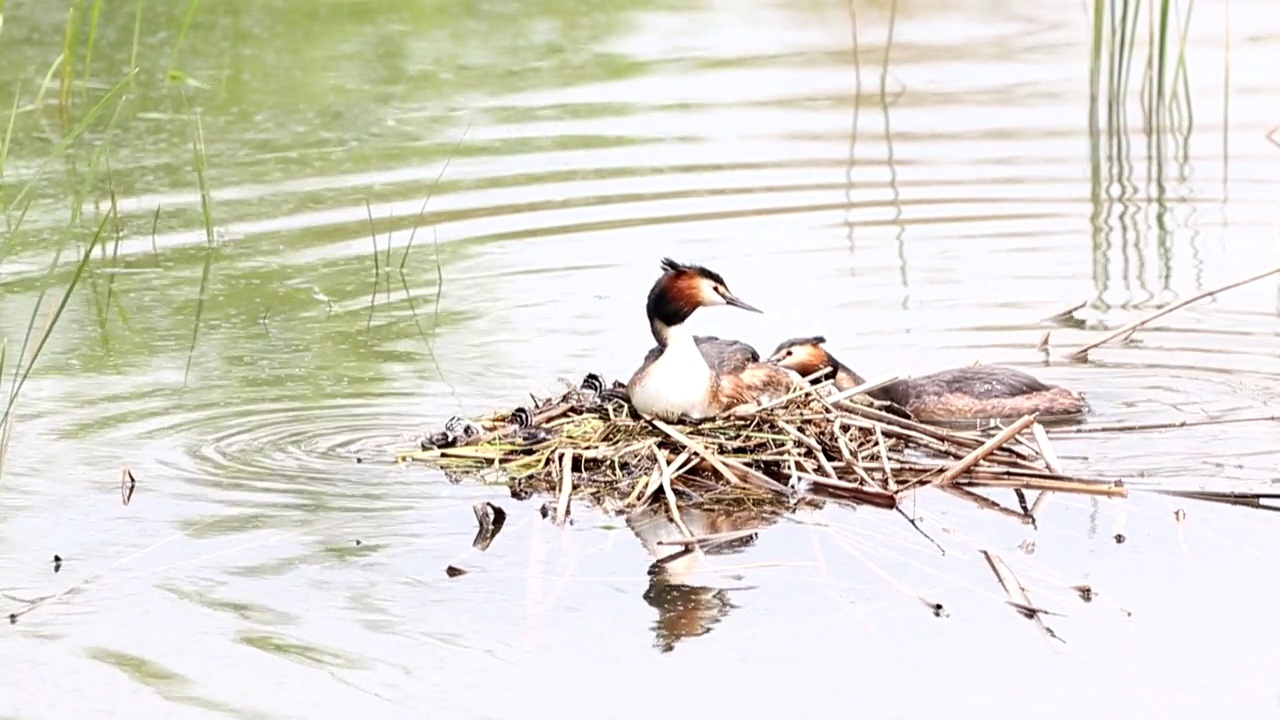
[399,121,471,271]
[0,78,20,184]
[166,0,201,80]
[58,3,79,124]
[0,211,110,430]
[6,68,136,217]
[83,0,104,100]
[183,111,215,386]
[129,0,144,83]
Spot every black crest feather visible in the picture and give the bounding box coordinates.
[659,257,727,287]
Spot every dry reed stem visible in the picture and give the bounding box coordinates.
[754,375,835,411]
[554,450,573,526]
[1066,264,1280,360]
[826,369,905,404]
[933,414,1038,485]
[958,476,1126,498]
[1029,422,1062,519]
[654,447,693,538]
[1047,414,1280,434]
[775,420,838,481]
[650,418,786,494]
[874,424,894,492]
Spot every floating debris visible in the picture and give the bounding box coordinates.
[399,375,1128,516]
[120,467,136,506]
[471,501,507,551]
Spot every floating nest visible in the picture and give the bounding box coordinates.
[398,373,1128,520]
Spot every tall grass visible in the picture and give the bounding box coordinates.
[0,0,206,476]
[1087,0,1201,307]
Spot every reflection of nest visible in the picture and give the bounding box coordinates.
[399,373,1127,514]
[628,505,776,652]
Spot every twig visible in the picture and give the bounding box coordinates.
[933,414,1039,485]
[1066,264,1280,360]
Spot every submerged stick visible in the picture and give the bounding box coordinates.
[933,414,1038,486]
[1066,264,1280,360]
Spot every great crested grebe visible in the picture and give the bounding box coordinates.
[767,336,1088,423]
[626,258,799,422]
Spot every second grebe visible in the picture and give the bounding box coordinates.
[767,336,1088,423]
[626,258,799,422]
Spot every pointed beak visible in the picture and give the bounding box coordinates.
[721,291,763,314]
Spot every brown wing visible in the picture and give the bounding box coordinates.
[641,336,760,373]
[717,363,797,409]
[882,365,1056,407]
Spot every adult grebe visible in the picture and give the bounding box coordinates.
[626,258,799,422]
[767,336,1088,423]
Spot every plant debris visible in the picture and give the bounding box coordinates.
[398,373,1128,515]
[471,501,507,551]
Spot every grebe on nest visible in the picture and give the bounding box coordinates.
[626,258,799,422]
[767,336,1088,423]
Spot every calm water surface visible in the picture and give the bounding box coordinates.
[3,0,1280,717]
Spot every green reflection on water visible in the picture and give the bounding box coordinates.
[0,0,660,406]
[86,647,254,716]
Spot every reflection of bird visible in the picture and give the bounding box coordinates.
[768,336,1088,423]
[626,258,800,422]
[626,505,777,653]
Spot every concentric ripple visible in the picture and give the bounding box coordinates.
[129,396,425,499]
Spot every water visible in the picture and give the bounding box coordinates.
[3,0,1280,717]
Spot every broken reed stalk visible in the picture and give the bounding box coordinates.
[933,414,1039,486]
[1029,422,1062,519]
[1066,264,1280,360]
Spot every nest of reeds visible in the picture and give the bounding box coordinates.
[398,373,1128,518]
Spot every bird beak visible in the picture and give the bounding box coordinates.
[722,291,763,314]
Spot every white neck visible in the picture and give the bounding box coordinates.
[628,320,717,421]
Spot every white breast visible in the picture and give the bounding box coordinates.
[628,325,717,421]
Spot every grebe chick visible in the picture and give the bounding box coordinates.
[767,336,1088,423]
[626,258,799,422]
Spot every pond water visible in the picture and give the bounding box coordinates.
[3,0,1280,717]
